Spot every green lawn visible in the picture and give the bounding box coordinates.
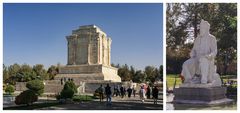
[72,95,94,102]
[166,74,182,89]
[167,74,237,88]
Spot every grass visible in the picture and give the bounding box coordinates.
[166,74,237,88]
[72,95,94,102]
[166,74,182,89]
[3,102,61,110]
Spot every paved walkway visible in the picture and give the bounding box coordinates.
[38,96,163,110]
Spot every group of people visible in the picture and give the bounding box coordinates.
[97,84,160,105]
[112,85,136,98]
[139,85,159,104]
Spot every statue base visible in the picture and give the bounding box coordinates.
[173,85,233,105]
[55,64,121,83]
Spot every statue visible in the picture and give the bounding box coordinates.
[181,19,221,86]
[174,20,232,105]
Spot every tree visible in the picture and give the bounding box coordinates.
[118,64,131,81]
[26,80,45,95]
[166,3,237,75]
[5,85,15,94]
[47,65,59,80]
[3,64,9,83]
[6,63,21,84]
[33,64,48,80]
[145,66,157,83]
[132,70,145,83]
[159,65,163,81]
[18,64,35,82]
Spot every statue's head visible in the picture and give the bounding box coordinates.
[200,19,210,37]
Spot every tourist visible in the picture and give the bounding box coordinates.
[146,86,151,99]
[116,85,120,96]
[132,85,136,97]
[127,86,132,98]
[99,84,104,102]
[113,85,117,97]
[120,86,124,98]
[105,84,112,105]
[123,87,127,97]
[152,86,159,104]
[139,86,146,103]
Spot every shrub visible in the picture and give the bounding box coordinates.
[60,88,74,99]
[226,85,237,97]
[15,90,38,106]
[63,81,77,93]
[59,81,77,99]
[55,94,61,100]
[5,85,15,94]
[26,80,44,95]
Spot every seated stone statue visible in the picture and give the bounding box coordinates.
[181,19,221,86]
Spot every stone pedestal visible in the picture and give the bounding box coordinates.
[173,85,233,105]
[55,64,121,83]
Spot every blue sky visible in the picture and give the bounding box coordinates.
[3,3,163,70]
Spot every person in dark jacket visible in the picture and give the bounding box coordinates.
[120,86,124,98]
[127,86,132,98]
[146,86,151,99]
[152,86,159,104]
[105,84,112,105]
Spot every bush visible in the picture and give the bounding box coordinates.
[64,81,77,93]
[15,90,38,106]
[226,85,237,97]
[59,81,77,99]
[55,94,61,100]
[26,80,44,95]
[60,88,74,99]
[5,85,15,94]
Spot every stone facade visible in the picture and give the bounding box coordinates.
[67,25,111,66]
[55,25,121,86]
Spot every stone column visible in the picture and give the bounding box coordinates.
[66,36,75,65]
[102,36,105,65]
[87,33,90,65]
[107,38,112,66]
[73,35,78,65]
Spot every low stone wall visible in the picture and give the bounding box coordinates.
[15,81,155,95]
[85,82,122,93]
[44,84,63,94]
[15,82,27,91]
[15,81,63,94]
